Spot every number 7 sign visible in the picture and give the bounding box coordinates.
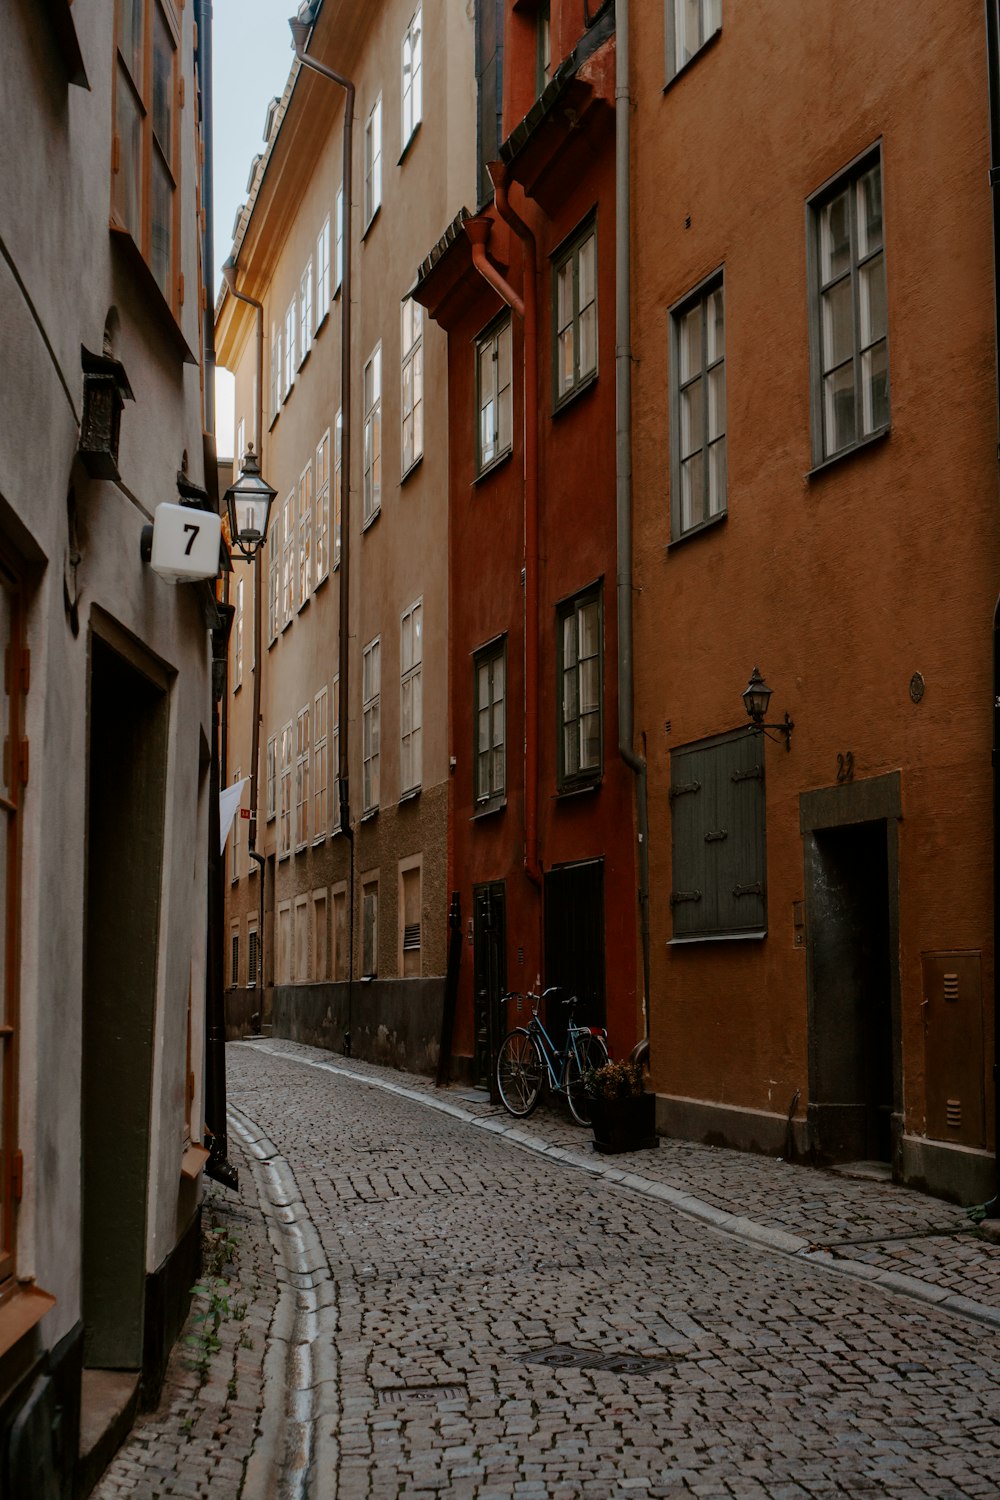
[148,502,222,584]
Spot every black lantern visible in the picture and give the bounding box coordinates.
[79,347,134,480]
[224,444,277,562]
[742,667,793,750]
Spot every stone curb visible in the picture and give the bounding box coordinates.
[235,1040,1000,1336]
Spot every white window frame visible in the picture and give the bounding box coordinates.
[316,215,331,327]
[667,0,722,80]
[283,298,297,399]
[331,674,341,831]
[231,768,242,883]
[476,315,512,474]
[268,509,281,644]
[334,187,344,293]
[299,259,314,366]
[400,599,422,796]
[295,705,311,851]
[363,346,382,525]
[233,576,244,689]
[669,269,727,540]
[401,5,422,152]
[235,416,246,466]
[401,299,424,477]
[334,409,343,563]
[279,721,293,858]
[266,733,277,821]
[553,221,598,409]
[315,429,331,583]
[474,636,506,811]
[362,637,381,814]
[298,461,313,606]
[281,490,296,625]
[364,95,382,227]
[270,322,282,423]
[313,686,328,842]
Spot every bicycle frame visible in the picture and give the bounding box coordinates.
[516,995,604,1096]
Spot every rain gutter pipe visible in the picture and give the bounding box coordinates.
[290,13,358,1053]
[984,0,1000,1213]
[465,167,542,894]
[614,0,651,1040]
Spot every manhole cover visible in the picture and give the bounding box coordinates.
[377,1385,465,1407]
[517,1344,679,1375]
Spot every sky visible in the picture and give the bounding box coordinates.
[212,0,298,458]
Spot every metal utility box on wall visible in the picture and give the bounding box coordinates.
[921,951,985,1148]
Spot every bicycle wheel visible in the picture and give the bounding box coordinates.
[565,1032,610,1126]
[496,1028,544,1117]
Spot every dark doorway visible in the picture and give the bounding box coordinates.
[82,635,168,1368]
[543,859,606,1043]
[473,882,505,1097]
[805,820,895,1163]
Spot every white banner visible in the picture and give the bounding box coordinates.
[219,777,249,855]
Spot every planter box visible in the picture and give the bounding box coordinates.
[590,1092,659,1155]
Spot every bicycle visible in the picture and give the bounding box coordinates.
[496,987,610,1126]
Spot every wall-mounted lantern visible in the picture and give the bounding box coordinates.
[223,444,277,563]
[78,347,134,480]
[742,666,793,750]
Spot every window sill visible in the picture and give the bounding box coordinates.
[297,347,312,376]
[109,226,196,365]
[362,205,381,242]
[473,448,513,486]
[472,798,507,821]
[315,570,329,591]
[555,777,601,800]
[297,594,311,615]
[266,813,276,823]
[0,1285,57,1357]
[398,121,422,166]
[283,378,295,405]
[295,844,307,856]
[334,282,343,302]
[180,1143,210,1181]
[278,851,291,862]
[316,309,330,337]
[362,507,381,533]
[360,807,379,823]
[281,616,293,633]
[269,410,280,432]
[552,368,598,418]
[807,424,890,480]
[668,928,767,946]
[663,26,722,92]
[312,833,327,847]
[399,785,421,805]
[400,454,424,485]
[666,508,727,551]
[233,680,242,694]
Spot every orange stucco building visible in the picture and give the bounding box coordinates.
[632,0,1000,1201]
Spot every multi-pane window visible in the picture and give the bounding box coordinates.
[334,188,344,292]
[669,728,766,939]
[299,260,314,366]
[362,638,381,814]
[362,879,379,977]
[247,927,259,988]
[557,585,602,789]
[333,410,343,564]
[364,96,382,227]
[316,215,331,326]
[400,861,421,977]
[671,274,726,539]
[401,6,423,149]
[474,638,506,811]
[0,563,24,1286]
[270,324,281,423]
[281,490,296,624]
[112,0,180,311]
[295,706,311,850]
[298,462,313,605]
[231,769,242,882]
[400,600,423,794]
[315,430,330,582]
[363,346,382,524]
[536,1,551,95]
[266,733,277,820]
[233,576,244,688]
[809,150,889,464]
[401,299,424,475]
[553,223,597,407]
[283,299,297,398]
[279,721,293,857]
[313,688,328,839]
[476,316,512,474]
[332,675,341,830]
[268,509,281,642]
[235,417,246,466]
[667,0,721,79]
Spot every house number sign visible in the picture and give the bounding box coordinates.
[149,502,222,584]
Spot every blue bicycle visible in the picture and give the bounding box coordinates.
[496,987,610,1126]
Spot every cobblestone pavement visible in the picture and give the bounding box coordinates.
[96,1038,1000,1498]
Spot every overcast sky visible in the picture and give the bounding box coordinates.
[213,0,296,458]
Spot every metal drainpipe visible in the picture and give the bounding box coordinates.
[984,0,1000,1214]
[198,0,216,439]
[290,18,357,1053]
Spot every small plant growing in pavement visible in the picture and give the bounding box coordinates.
[584,1058,644,1102]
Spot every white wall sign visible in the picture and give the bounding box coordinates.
[149,503,222,584]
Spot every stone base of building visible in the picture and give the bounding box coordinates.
[0,1319,83,1500]
[900,1135,995,1208]
[271,978,446,1076]
[142,1204,202,1408]
[657,1093,810,1159]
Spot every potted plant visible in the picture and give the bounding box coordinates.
[585,1057,659,1155]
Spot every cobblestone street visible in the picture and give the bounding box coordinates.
[95,1040,1000,1498]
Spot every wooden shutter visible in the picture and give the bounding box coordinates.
[670,729,766,938]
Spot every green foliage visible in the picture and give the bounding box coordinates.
[584,1057,644,1102]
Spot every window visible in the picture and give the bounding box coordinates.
[313,891,328,980]
[401,299,424,476]
[313,687,328,839]
[332,675,341,830]
[316,215,331,326]
[295,705,311,850]
[334,188,344,292]
[235,416,246,466]
[233,576,244,688]
[299,260,314,365]
[298,462,313,605]
[364,96,382,227]
[0,563,24,1286]
[399,859,422,977]
[667,0,721,79]
[669,728,766,939]
[268,509,281,643]
[315,430,330,582]
[266,733,277,820]
[294,895,310,982]
[333,409,343,564]
[276,902,292,984]
[230,930,240,987]
[281,490,296,624]
[362,877,379,977]
[283,299,297,398]
[111,0,181,311]
[332,884,348,979]
[362,638,381,814]
[247,925,259,988]
[270,323,282,423]
[536,1,551,95]
[279,721,293,857]
[670,272,726,540]
[557,584,602,790]
[474,637,506,811]
[363,346,382,524]
[475,0,504,208]
[553,222,597,408]
[808,148,889,465]
[231,768,242,881]
[400,599,422,794]
[476,316,512,474]
[401,6,423,150]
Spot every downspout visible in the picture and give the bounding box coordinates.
[290,16,357,1052]
[466,169,542,897]
[198,0,216,439]
[220,263,267,1003]
[984,0,1000,1213]
[613,0,650,1043]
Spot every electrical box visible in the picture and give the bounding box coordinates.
[922,951,985,1148]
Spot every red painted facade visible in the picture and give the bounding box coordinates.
[417,5,640,1081]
